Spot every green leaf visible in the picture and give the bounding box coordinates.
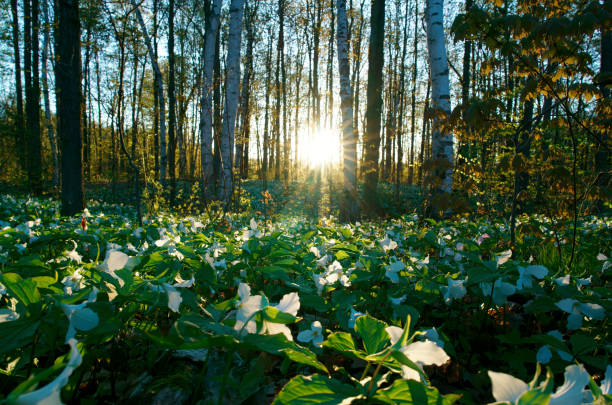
[0,318,40,355]
[355,315,389,354]
[0,273,41,309]
[517,390,551,405]
[272,374,360,405]
[280,348,329,374]
[322,332,360,358]
[374,379,460,404]
[263,306,299,324]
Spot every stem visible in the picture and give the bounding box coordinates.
[366,350,392,397]
[217,350,234,405]
[359,362,371,381]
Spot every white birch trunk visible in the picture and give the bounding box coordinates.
[132,0,167,184]
[200,0,221,200]
[219,0,245,204]
[336,0,359,221]
[425,0,453,195]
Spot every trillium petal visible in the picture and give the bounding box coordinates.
[69,307,99,331]
[163,284,182,313]
[15,339,82,405]
[549,364,590,405]
[556,298,578,314]
[578,303,605,320]
[238,283,251,302]
[385,326,404,346]
[400,365,422,381]
[401,340,450,366]
[601,365,612,395]
[487,370,529,403]
[536,345,552,364]
[264,322,293,341]
[297,329,314,343]
[525,265,548,279]
[102,250,129,272]
[275,292,300,316]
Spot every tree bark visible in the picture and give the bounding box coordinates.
[132,0,166,184]
[425,0,453,210]
[11,0,25,167]
[363,0,384,214]
[337,0,359,222]
[168,0,177,205]
[218,0,245,205]
[56,0,84,215]
[200,0,221,201]
[41,0,58,188]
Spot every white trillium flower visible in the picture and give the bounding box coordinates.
[324,260,344,284]
[385,326,450,382]
[488,364,591,405]
[516,265,548,290]
[261,292,300,341]
[348,307,365,329]
[379,236,398,253]
[297,321,324,347]
[313,273,327,295]
[14,338,82,405]
[554,275,571,287]
[61,288,99,343]
[480,279,516,306]
[0,307,19,322]
[495,249,512,267]
[549,364,590,405]
[168,245,185,261]
[61,268,85,295]
[389,295,407,305]
[309,246,321,258]
[65,241,82,263]
[0,282,7,298]
[443,277,467,305]
[555,298,605,330]
[385,258,405,284]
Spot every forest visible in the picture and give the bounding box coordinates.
[0,0,610,403]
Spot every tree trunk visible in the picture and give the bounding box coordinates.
[218,0,245,205]
[363,0,384,214]
[337,0,359,222]
[408,0,418,185]
[11,0,25,167]
[596,15,611,211]
[42,0,58,188]
[168,0,177,205]
[25,0,43,195]
[56,0,84,215]
[200,0,221,201]
[425,0,453,211]
[132,0,166,184]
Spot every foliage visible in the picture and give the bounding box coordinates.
[0,194,609,404]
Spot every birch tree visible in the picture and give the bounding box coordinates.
[132,0,167,184]
[337,0,359,222]
[200,0,221,201]
[425,0,453,203]
[218,0,245,205]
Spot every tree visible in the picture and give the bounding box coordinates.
[337,0,359,222]
[56,0,84,216]
[168,0,177,204]
[200,0,221,202]
[132,0,167,185]
[425,0,453,213]
[363,0,384,214]
[25,0,42,195]
[10,0,25,167]
[218,0,245,205]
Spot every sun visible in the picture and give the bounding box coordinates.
[300,128,341,167]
